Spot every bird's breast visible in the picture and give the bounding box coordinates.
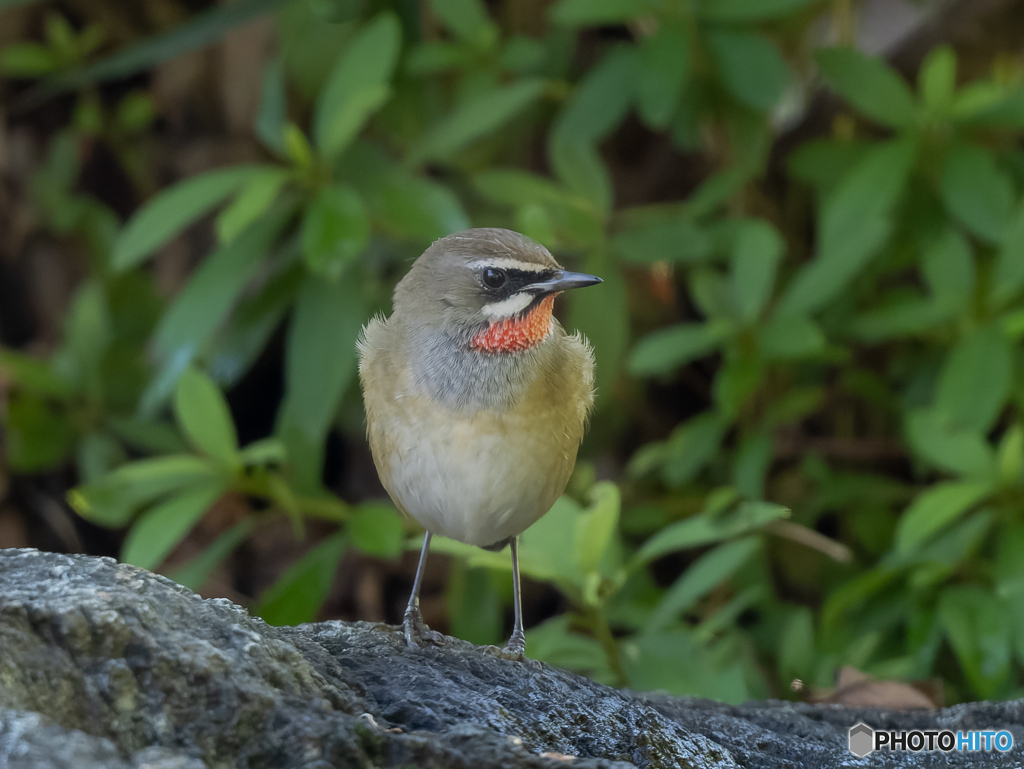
[359,324,594,547]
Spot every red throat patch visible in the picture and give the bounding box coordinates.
[471,294,556,353]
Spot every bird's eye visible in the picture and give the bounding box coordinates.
[482,268,507,289]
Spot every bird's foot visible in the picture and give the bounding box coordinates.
[403,608,444,648]
[503,629,527,660]
[481,631,527,661]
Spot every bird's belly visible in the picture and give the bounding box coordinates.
[370,397,579,547]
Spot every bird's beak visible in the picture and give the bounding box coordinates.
[524,270,603,295]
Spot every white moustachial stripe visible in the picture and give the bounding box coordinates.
[480,291,534,319]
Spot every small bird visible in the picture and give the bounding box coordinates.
[358,228,601,656]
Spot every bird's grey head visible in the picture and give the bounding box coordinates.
[393,228,600,339]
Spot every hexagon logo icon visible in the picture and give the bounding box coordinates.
[848,722,874,757]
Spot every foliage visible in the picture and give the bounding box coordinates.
[5,0,1024,706]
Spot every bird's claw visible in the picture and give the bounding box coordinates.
[480,634,527,661]
[503,631,527,661]
[403,608,444,648]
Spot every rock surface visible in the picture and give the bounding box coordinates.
[1,548,1022,768]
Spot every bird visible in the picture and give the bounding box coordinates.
[357,228,601,657]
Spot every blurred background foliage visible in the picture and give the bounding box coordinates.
[4,0,1024,707]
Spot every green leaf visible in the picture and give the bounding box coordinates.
[688,269,733,321]
[499,36,546,73]
[474,169,573,208]
[778,607,815,683]
[556,48,635,143]
[566,254,627,405]
[635,27,689,130]
[995,525,1024,598]
[919,45,956,111]
[939,587,1012,699]
[629,321,730,377]
[684,167,750,218]
[635,501,788,566]
[60,281,111,403]
[548,136,612,214]
[255,57,287,154]
[713,355,763,418]
[613,217,711,264]
[430,496,585,589]
[174,366,239,465]
[940,144,1015,242]
[4,392,75,472]
[278,276,365,492]
[412,78,546,163]
[935,326,1012,432]
[848,296,948,342]
[141,206,294,415]
[308,0,362,23]
[816,47,918,129]
[379,173,471,242]
[992,202,1024,306]
[779,139,915,315]
[349,504,404,559]
[313,13,401,161]
[108,417,188,454]
[281,277,363,439]
[697,0,819,21]
[1,43,59,77]
[646,536,761,633]
[341,141,471,243]
[573,481,620,576]
[998,425,1024,487]
[894,481,993,553]
[547,48,634,211]
[170,519,255,591]
[549,0,650,26]
[238,437,287,466]
[707,29,790,111]
[301,184,369,278]
[763,386,823,427]
[448,563,502,647]
[905,408,995,479]
[788,138,870,196]
[516,204,557,248]
[216,168,289,244]
[38,0,290,96]
[756,314,824,360]
[625,629,749,702]
[0,350,73,398]
[120,478,229,571]
[406,41,472,75]
[731,219,783,322]
[256,532,346,625]
[732,434,773,500]
[208,264,303,387]
[661,412,728,487]
[922,227,974,311]
[430,0,498,48]
[113,164,267,271]
[958,85,1024,127]
[76,431,125,484]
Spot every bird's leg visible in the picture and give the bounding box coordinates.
[403,532,444,647]
[503,536,527,658]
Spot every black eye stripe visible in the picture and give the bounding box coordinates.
[480,267,557,295]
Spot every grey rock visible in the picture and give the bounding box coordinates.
[0,548,1020,768]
